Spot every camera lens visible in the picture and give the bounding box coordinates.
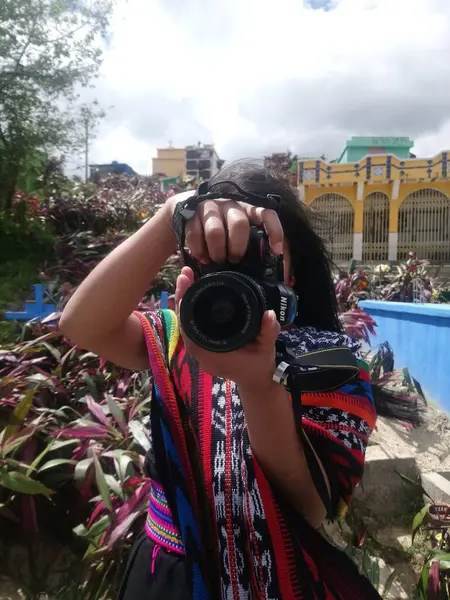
[210,298,235,325]
[180,272,265,352]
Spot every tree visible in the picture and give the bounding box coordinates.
[0,0,113,211]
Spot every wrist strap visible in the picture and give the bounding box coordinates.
[274,341,359,394]
[172,180,282,272]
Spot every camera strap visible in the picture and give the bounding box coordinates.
[274,341,361,517]
[274,341,360,395]
[172,180,282,272]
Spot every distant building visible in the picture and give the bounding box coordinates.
[298,137,450,263]
[152,143,223,181]
[89,161,136,181]
[337,136,414,163]
[185,143,223,181]
[152,148,186,178]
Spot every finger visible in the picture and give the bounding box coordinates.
[199,200,227,263]
[245,205,284,255]
[185,212,209,263]
[175,273,192,314]
[180,266,195,285]
[223,202,250,262]
[257,310,281,347]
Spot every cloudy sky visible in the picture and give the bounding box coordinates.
[83,0,450,175]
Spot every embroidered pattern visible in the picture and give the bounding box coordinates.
[145,481,185,555]
[138,310,382,600]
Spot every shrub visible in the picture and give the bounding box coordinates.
[40,175,167,236]
[0,210,55,263]
[0,320,153,597]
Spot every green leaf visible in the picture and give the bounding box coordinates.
[104,474,124,499]
[383,569,398,597]
[412,505,430,542]
[75,457,93,482]
[42,342,61,361]
[2,390,35,444]
[419,561,431,600]
[27,438,57,474]
[83,372,99,400]
[106,394,127,433]
[115,452,135,483]
[48,439,79,451]
[0,470,53,495]
[73,515,110,539]
[94,454,112,512]
[38,459,77,473]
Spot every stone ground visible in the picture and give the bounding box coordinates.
[372,401,450,473]
[350,400,450,598]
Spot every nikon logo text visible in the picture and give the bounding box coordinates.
[279,297,288,323]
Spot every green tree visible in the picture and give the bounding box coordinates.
[0,0,113,211]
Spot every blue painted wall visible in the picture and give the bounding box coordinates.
[359,301,450,412]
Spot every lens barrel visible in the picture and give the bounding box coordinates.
[179,272,266,352]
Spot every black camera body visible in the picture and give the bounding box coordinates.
[179,226,298,353]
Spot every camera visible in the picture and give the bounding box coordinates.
[179,226,298,353]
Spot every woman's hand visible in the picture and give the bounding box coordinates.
[168,195,284,263]
[175,267,280,390]
[170,195,285,386]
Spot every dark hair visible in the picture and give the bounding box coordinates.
[209,159,342,332]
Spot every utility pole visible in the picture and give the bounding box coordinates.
[84,116,89,182]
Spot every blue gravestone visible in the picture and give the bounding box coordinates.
[160,291,169,309]
[4,284,57,322]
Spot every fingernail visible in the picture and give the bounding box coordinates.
[273,243,283,255]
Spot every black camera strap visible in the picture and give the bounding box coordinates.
[172,181,282,270]
[274,342,361,516]
[274,341,360,395]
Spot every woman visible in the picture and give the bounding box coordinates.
[60,160,382,599]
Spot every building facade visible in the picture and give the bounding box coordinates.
[152,148,186,178]
[152,144,223,180]
[298,138,450,263]
[185,143,223,181]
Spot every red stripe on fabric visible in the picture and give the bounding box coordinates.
[198,371,220,546]
[224,379,240,600]
[302,392,377,430]
[198,371,213,504]
[241,442,266,600]
[311,421,369,443]
[252,457,299,600]
[135,312,199,514]
[359,367,370,382]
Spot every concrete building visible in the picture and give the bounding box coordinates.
[152,148,186,178]
[337,137,414,163]
[185,143,223,181]
[298,138,450,263]
[152,144,223,180]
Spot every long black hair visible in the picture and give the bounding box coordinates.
[209,159,425,427]
[209,159,341,332]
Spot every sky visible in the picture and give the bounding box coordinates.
[81,0,450,175]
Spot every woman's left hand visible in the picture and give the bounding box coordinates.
[175,267,280,391]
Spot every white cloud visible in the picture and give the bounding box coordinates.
[85,0,450,173]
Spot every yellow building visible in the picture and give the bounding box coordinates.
[298,139,450,263]
[152,148,186,178]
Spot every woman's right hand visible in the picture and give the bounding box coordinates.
[167,195,284,265]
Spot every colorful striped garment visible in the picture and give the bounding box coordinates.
[135,309,381,600]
